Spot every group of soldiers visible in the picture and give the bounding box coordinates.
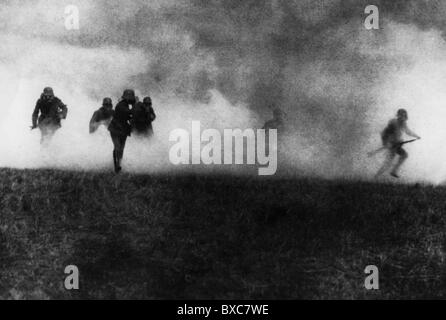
[31,87,156,173]
[30,87,420,178]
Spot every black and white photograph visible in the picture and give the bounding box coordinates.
[0,0,445,304]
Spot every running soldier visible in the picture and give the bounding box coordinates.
[31,87,68,145]
[89,97,114,134]
[262,108,285,169]
[131,96,156,137]
[375,109,421,178]
[263,108,284,132]
[108,89,135,173]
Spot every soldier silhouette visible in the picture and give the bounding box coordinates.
[31,87,68,146]
[263,108,285,132]
[375,108,421,178]
[131,96,156,138]
[262,108,285,168]
[108,89,135,173]
[89,97,114,134]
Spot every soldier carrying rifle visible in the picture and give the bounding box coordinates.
[374,109,421,178]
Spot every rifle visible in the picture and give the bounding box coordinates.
[398,139,418,145]
[367,139,419,157]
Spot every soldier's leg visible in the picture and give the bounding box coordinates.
[110,132,121,173]
[116,135,128,172]
[42,125,59,146]
[375,148,396,177]
[39,127,46,145]
[117,135,127,161]
[147,125,154,138]
[40,126,52,146]
[390,147,408,177]
[47,127,57,142]
[113,149,118,169]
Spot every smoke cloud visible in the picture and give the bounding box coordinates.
[1,0,446,183]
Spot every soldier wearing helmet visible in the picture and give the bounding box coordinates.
[262,108,286,170]
[108,89,136,173]
[31,87,68,145]
[89,97,114,134]
[131,96,156,138]
[376,108,421,178]
[263,108,285,132]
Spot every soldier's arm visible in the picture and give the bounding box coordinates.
[404,124,421,139]
[59,101,68,119]
[149,107,156,122]
[32,100,40,128]
[90,111,99,125]
[60,103,68,119]
[89,111,98,134]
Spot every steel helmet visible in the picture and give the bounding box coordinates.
[143,96,152,106]
[102,97,112,106]
[122,89,136,101]
[397,108,408,119]
[43,87,54,97]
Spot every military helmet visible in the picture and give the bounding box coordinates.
[43,87,54,97]
[102,97,112,106]
[397,108,408,119]
[122,89,136,101]
[143,96,152,105]
[273,108,284,119]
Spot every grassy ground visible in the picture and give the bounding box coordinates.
[0,167,445,299]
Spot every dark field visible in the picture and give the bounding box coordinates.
[0,168,445,299]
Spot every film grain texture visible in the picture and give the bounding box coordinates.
[1,0,446,301]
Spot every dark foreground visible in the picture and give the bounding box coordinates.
[0,168,445,299]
